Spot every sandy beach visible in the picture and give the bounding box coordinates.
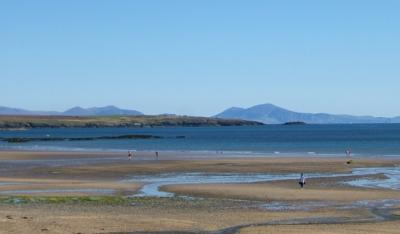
[0,150,399,233]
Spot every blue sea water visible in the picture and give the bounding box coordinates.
[1,124,400,156]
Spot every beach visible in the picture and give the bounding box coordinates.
[4,0,399,232]
[0,150,399,233]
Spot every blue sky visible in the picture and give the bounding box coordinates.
[2,1,400,116]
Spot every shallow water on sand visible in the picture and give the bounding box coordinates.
[0,182,22,186]
[124,167,400,197]
[346,167,400,190]
[126,173,302,197]
[0,157,125,174]
[0,166,398,200]
[122,167,400,212]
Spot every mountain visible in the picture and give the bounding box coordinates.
[2,104,400,123]
[63,105,143,116]
[215,103,400,124]
[0,106,143,116]
[0,106,58,116]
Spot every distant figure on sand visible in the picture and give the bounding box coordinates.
[299,173,306,188]
[128,150,132,160]
[155,151,159,160]
[346,149,352,157]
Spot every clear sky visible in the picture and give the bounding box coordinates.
[2,0,400,117]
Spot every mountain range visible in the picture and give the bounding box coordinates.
[0,105,143,116]
[214,103,400,124]
[1,104,400,124]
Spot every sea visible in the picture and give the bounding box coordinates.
[1,124,400,157]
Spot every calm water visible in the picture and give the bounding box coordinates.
[1,124,400,156]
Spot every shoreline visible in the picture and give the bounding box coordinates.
[1,148,400,159]
[0,150,399,190]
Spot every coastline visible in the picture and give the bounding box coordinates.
[0,149,399,164]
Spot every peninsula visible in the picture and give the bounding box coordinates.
[0,115,263,129]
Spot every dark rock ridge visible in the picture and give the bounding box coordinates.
[283,121,306,125]
[1,134,176,143]
[215,103,400,124]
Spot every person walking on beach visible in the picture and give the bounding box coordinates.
[299,173,306,188]
[346,149,351,157]
[155,151,159,160]
[128,150,132,160]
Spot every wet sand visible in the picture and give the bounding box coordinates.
[163,182,400,202]
[1,150,399,179]
[0,150,399,233]
[0,178,141,196]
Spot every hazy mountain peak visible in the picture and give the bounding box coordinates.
[65,106,85,111]
[254,103,278,108]
[215,103,398,124]
[63,106,143,116]
[97,105,118,109]
[0,106,143,116]
[224,107,245,112]
[0,106,58,116]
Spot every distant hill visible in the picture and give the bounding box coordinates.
[0,105,143,116]
[0,106,58,116]
[214,103,400,124]
[63,105,143,116]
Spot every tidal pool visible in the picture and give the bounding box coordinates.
[126,173,302,197]
[124,167,400,197]
[0,167,398,198]
[346,167,400,190]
